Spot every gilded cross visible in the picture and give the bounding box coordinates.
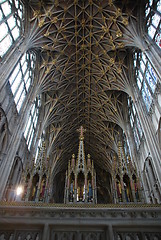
[77,126,86,140]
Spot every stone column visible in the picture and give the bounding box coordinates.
[85,174,87,203]
[133,87,161,194]
[0,38,29,91]
[35,175,42,202]
[107,225,114,240]
[0,83,38,199]
[42,224,49,240]
[74,174,77,203]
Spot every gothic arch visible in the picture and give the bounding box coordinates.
[5,156,23,201]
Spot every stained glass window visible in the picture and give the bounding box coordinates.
[133,52,158,112]
[24,96,41,151]
[8,51,36,112]
[145,0,161,49]
[128,98,143,150]
[0,0,24,57]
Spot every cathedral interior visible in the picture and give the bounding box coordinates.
[0,0,161,239]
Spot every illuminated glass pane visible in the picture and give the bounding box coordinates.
[148,25,156,38]
[152,14,160,28]
[12,26,19,40]
[22,61,27,74]
[133,128,139,150]
[7,16,16,29]
[24,115,32,138]
[24,76,30,90]
[21,54,26,65]
[145,7,150,17]
[142,82,152,111]
[137,78,142,90]
[137,118,143,138]
[31,104,35,116]
[1,1,11,16]
[147,62,157,84]
[17,90,25,112]
[140,60,145,72]
[0,34,12,56]
[28,131,34,150]
[9,65,20,85]
[0,10,2,21]
[149,0,153,5]
[24,71,29,82]
[0,22,8,41]
[142,53,147,64]
[157,0,161,12]
[18,9,22,18]
[15,82,24,104]
[145,70,155,93]
[11,71,22,94]
[155,32,161,48]
[15,0,19,8]
[139,71,143,83]
[27,127,33,145]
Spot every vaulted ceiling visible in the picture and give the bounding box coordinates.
[28,0,138,174]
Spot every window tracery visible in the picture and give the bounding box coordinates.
[24,96,41,150]
[133,51,158,112]
[0,0,24,58]
[8,51,36,113]
[0,108,8,167]
[145,0,161,49]
[128,98,143,150]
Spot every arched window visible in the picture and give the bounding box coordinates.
[34,137,42,163]
[145,0,161,49]
[24,95,41,151]
[8,51,36,112]
[133,51,158,112]
[0,0,24,58]
[128,97,143,150]
[0,108,8,167]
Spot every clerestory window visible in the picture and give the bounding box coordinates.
[145,0,161,49]
[0,0,24,58]
[8,51,36,112]
[128,98,143,150]
[133,51,158,112]
[24,96,41,151]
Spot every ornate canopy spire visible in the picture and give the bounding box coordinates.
[77,126,86,140]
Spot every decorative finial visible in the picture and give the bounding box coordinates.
[77,126,86,140]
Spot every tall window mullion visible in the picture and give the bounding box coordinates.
[8,51,36,113]
[0,0,24,57]
[128,98,143,150]
[24,96,41,151]
[145,0,161,49]
[133,51,158,112]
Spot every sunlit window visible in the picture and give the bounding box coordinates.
[0,0,24,57]
[128,98,143,150]
[133,51,158,112]
[24,96,41,151]
[8,51,36,112]
[145,0,161,49]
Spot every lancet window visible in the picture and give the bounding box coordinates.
[24,96,41,150]
[145,0,161,49]
[133,51,158,112]
[8,51,36,112]
[0,0,24,58]
[128,98,143,150]
[34,137,42,163]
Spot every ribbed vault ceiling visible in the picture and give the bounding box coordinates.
[28,0,137,173]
